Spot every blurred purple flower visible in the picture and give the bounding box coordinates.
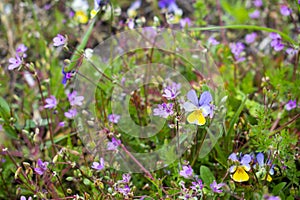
[249,10,260,18]
[107,137,121,150]
[190,178,203,192]
[121,173,131,183]
[180,18,191,28]
[285,100,297,111]
[117,185,131,196]
[20,196,32,200]
[53,34,67,47]
[158,0,175,9]
[91,157,105,170]
[34,159,49,175]
[0,124,2,132]
[16,44,28,58]
[286,48,298,55]
[44,95,57,109]
[8,56,22,70]
[44,4,52,10]
[210,180,225,193]
[264,195,281,200]
[280,5,291,16]
[245,32,257,44]
[64,108,77,119]
[269,33,284,51]
[108,114,120,123]
[208,37,220,46]
[179,165,193,179]
[153,103,174,118]
[253,0,262,7]
[162,82,181,100]
[127,19,135,29]
[230,42,245,62]
[62,68,73,85]
[58,121,65,127]
[68,91,84,106]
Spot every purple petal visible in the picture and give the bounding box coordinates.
[256,153,264,167]
[199,91,212,106]
[187,90,199,106]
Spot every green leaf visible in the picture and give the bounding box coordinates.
[200,165,215,185]
[3,124,18,139]
[272,182,287,195]
[0,97,10,122]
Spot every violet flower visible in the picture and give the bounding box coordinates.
[285,100,297,111]
[253,0,262,7]
[179,165,193,179]
[255,152,274,182]
[20,196,32,200]
[91,157,105,171]
[34,159,49,175]
[68,91,84,106]
[280,5,291,16]
[64,108,77,119]
[210,180,226,193]
[44,95,58,109]
[180,18,191,28]
[208,37,220,46]
[269,33,284,51]
[16,44,28,58]
[190,178,204,193]
[162,82,181,100]
[8,56,22,70]
[230,42,245,62]
[53,34,67,47]
[62,68,73,85]
[249,10,260,18]
[153,103,174,118]
[228,153,252,182]
[108,114,121,123]
[107,137,121,151]
[245,32,257,44]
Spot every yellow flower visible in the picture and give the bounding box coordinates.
[75,10,88,24]
[231,166,250,182]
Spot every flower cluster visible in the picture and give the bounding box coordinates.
[113,174,133,198]
[230,42,245,62]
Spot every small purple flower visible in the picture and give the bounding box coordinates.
[127,19,135,29]
[121,173,131,183]
[68,91,84,106]
[158,0,175,9]
[153,103,174,118]
[245,32,257,44]
[62,68,73,85]
[64,108,77,119]
[190,178,204,192]
[230,42,245,62]
[8,56,22,70]
[162,82,181,100]
[210,180,225,193]
[91,157,105,170]
[253,0,263,7]
[34,159,49,175]
[58,121,65,127]
[249,10,260,18]
[107,137,121,150]
[53,34,67,47]
[269,33,284,51]
[108,114,121,123]
[285,100,297,111]
[16,44,28,58]
[208,37,220,46]
[180,17,191,28]
[280,5,291,16]
[20,196,32,200]
[286,48,298,55]
[179,165,193,179]
[0,124,2,132]
[117,185,131,196]
[264,195,281,200]
[44,95,57,109]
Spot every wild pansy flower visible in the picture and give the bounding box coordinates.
[245,32,257,44]
[228,153,252,182]
[153,103,174,118]
[44,95,58,109]
[280,5,291,16]
[107,137,121,150]
[210,180,226,193]
[53,34,67,47]
[158,0,183,21]
[183,90,214,126]
[64,108,77,119]
[68,91,84,106]
[285,100,297,111]
[8,56,22,70]
[269,33,284,51]
[230,42,245,62]
[255,152,274,182]
[249,10,260,19]
[179,165,193,179]
[208,37,220,46]
[34,159,49,175]
[162,82,181,100]
[91,157,105,171]
[108,114,120,123]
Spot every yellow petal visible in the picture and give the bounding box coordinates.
[187,110,206,125]
[232,166,249,182]
[266,174,272,182]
